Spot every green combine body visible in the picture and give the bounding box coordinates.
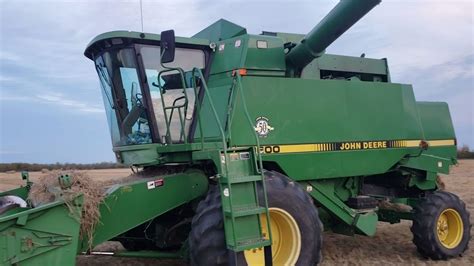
[1,0,470,265]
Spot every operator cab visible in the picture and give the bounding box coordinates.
[84,31,211,147]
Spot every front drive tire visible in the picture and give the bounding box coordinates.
[411,191,471,260]
[189,171,323,265]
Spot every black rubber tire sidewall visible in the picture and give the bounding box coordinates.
[259,170,322,266]
[189,171,323,266]
[411,191,471,259]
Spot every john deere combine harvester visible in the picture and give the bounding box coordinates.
[0,0,470,265]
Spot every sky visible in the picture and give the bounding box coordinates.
[0,0,473,163]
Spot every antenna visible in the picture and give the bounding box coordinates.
[139,0,144,32]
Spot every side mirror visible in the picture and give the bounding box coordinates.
[160,30,175,63]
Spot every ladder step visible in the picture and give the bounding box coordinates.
[225,206,266,217]
[230,238,272,252]
[227,175,262,184]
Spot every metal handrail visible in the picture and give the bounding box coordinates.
[191,68,237,242]
[233,73,273,245]
[153,51,189,143]
[191,70,204,149]
[166,96,186,142]
[191,68,228,155]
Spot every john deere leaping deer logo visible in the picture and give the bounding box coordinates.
[255,117,274,137]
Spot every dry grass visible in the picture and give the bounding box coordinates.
[0,168,134,191]
[24,169,165,250]
[14,167,180,251]
[1,161,473,265]
[28,171,107,249]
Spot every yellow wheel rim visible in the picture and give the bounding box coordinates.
[244,208,301,265]
[436,208,463,249]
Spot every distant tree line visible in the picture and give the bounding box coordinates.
[458,145,474,159]
[0,162,126,172]
[1,145,473,172]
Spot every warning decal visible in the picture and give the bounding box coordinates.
[147,178,164,190]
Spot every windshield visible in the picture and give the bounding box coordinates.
[94,44,205,146]
[95,48,152,146]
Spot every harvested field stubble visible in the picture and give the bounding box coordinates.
[322,161,474,265]
[1,161,473,265]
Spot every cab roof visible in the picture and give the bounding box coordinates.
[84,30,210,60]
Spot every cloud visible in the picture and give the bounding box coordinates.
[0,151,25,155]
[37,93,103,113]
[0,95,33,102]
[0,74,12,82]
[0,91,103,114]
[327,1,473,74]
[0,51,22,62]
[0,0,472,163]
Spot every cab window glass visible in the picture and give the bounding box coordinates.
[139,45,204,143]
[95,48,152,146]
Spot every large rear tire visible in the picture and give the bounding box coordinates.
[189,171,323,265]
[411,191,471,260]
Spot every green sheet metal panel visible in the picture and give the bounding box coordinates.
[420,146,457,163]
[417,102,456,141]
[0,186,29,199]
[210,36,246,75]
[228,76,426,179]
[399,102,458,171]
[193,83,233,141]
[113,144,161,165]
[0,198,83,266]
[83,170,208,250]
[244,35,286,72]
[193,19,247,42]
[264,149,409,180]
[402,153,452,174]
[302,54,389,80]
[209,35,286,75]
[230,77,424,144]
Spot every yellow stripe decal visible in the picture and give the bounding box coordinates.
[428,140,456,146]
[258,139,455,154]
[405,140,420,147]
